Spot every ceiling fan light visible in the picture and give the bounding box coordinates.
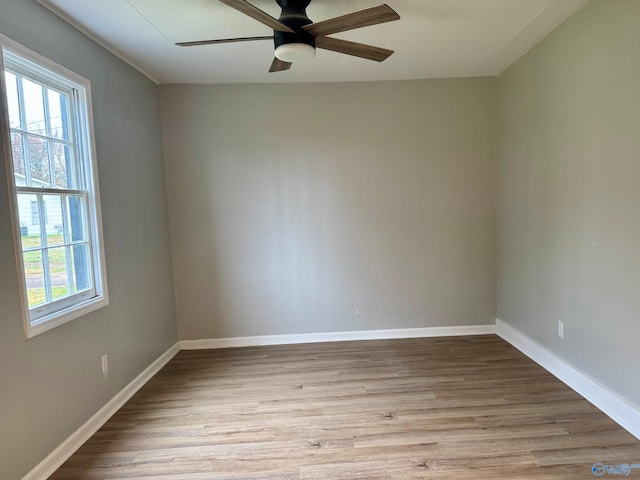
[275,43,316,62]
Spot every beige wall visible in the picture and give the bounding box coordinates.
[0,1,177,478]
[498,0,640,408]
[160,79,498,340]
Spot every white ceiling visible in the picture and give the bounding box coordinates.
[37,0,587,85]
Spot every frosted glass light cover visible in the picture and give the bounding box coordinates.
[275,43,316,62]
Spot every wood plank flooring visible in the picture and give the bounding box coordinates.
[50,335,640,479]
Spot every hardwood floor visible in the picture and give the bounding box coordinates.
[50,335,640,479]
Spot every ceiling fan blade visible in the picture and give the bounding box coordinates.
[176,36,273,47]
[315,36,393,62]
[303,4,399,37]
[269,57,292,73]
[219,0,293,33]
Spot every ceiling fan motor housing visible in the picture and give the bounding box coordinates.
[274,0,315,51]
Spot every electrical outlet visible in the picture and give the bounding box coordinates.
[101,354,109,376]
[558,321,564,339]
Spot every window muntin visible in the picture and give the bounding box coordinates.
[1,37,107,337]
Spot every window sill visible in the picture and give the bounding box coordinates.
[25,295,109,339]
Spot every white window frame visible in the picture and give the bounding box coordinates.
[0,34,108,338]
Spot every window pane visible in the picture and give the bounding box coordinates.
[52,142,73,188]
[43,194,64,245]
[17,193,42,248]
[23,250,46,308]
[5,71,21,129]
[27,135,51,186]
[66,195,87,242]
[11,132,26,180]
[22,78,47,135]
[48,246,70,301]
[71,243,92,292]
[48,89,70,141]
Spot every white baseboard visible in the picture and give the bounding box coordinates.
[179,324,496,350]
[496,319,640,440]
[22,342,181,480]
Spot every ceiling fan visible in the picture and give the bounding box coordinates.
[176,0,400,73]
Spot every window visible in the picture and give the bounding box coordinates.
[30,200,38,225]
[1,35,108,338]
